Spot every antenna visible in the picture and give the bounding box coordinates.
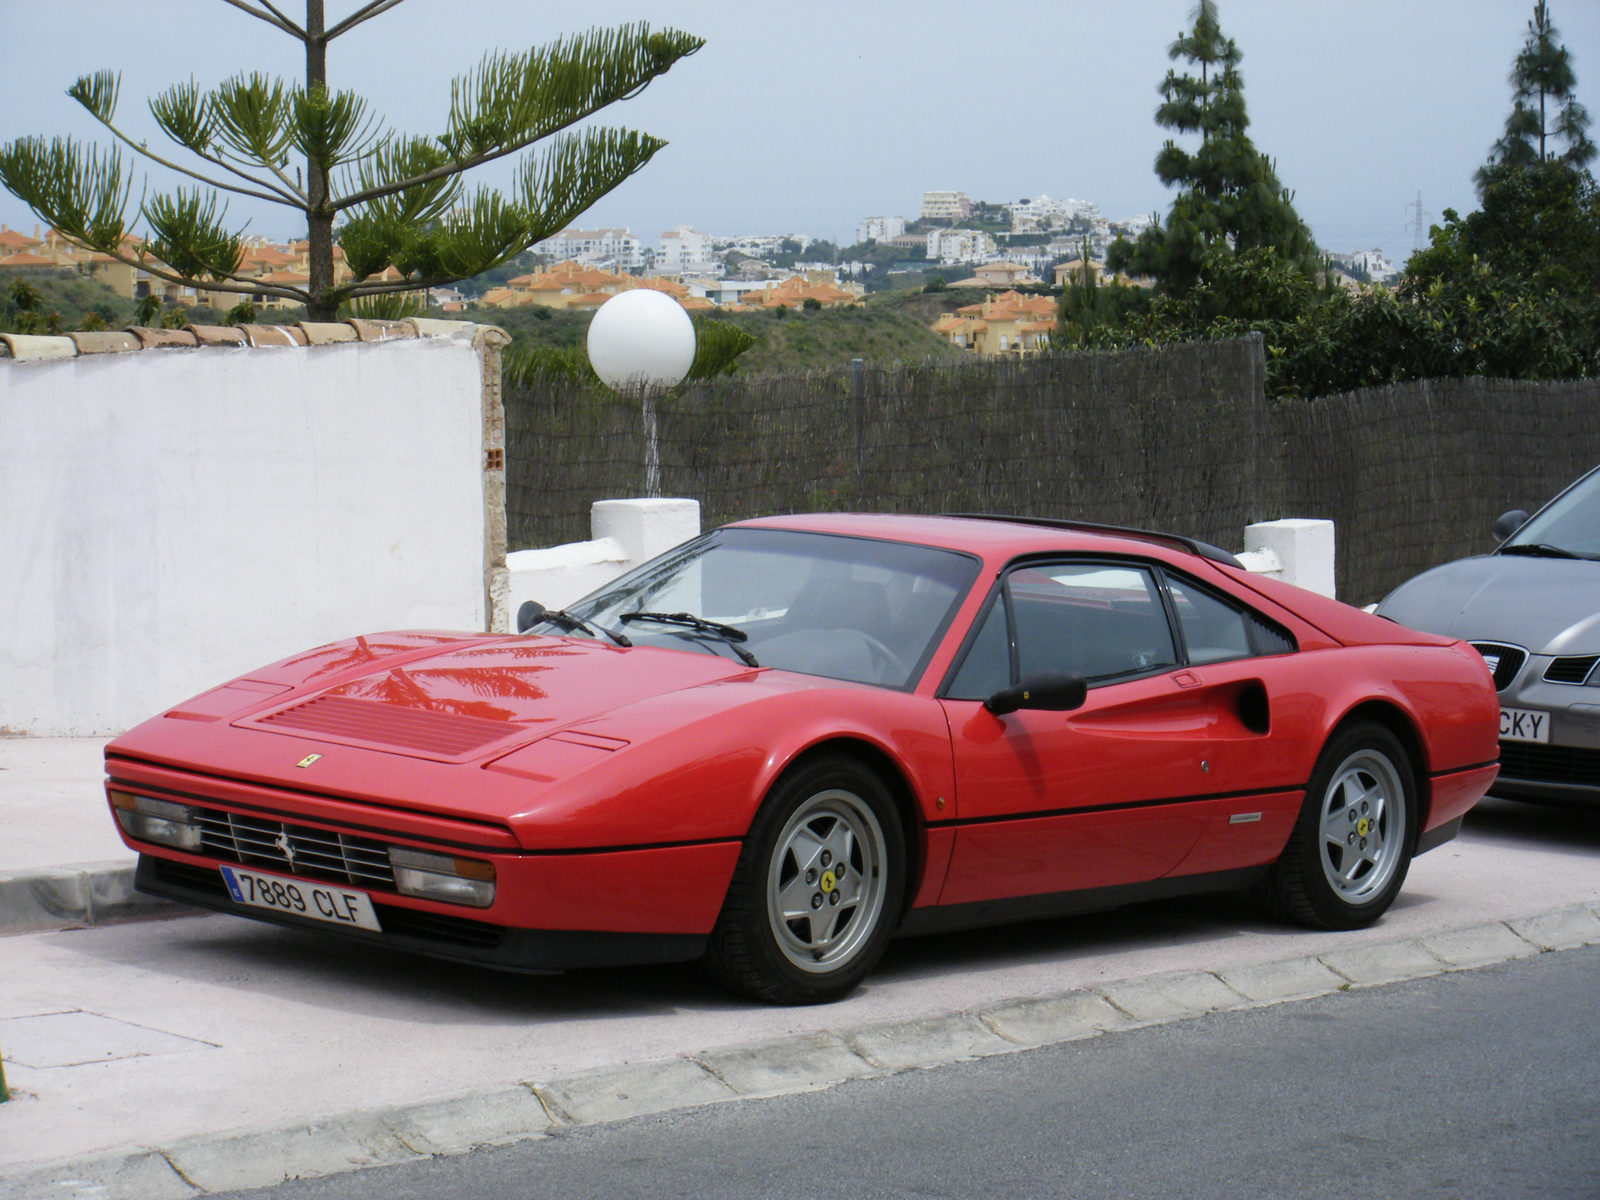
[1405,192,1431,251]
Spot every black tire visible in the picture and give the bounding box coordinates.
[1258,720,1417,930]
[704,754,906,1005]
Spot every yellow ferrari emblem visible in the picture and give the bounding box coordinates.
[1356,817,1371,837]
[819,870,837,893]
[296,753,323,769]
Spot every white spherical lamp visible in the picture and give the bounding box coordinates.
[587,289,697,390]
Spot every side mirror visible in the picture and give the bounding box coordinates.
[516,600,546,634]
[984,671,1088,716]
[1493,510,1529,541]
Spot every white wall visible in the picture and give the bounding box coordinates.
[1,333,499,736]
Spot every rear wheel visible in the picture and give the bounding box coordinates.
[1259,721,1416,929]
[704,755,906,1004]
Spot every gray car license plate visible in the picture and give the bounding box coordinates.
[220,865,382,931]
[1500,707,1550,743]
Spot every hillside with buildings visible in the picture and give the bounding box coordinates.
[3,186,1397,365]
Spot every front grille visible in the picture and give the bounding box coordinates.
[1543,655,1598,685]
[1470,642,1527,692]
[195,807,396,891]
[1497,741,1600,786]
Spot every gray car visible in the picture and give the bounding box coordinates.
[1378,464,1600,808]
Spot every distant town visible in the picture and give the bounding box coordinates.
[0,186,1398,359]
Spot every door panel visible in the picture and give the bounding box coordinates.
[937,559,1315,905]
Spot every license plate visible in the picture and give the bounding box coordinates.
[1500,707,1550,743]
[220,865,382,931]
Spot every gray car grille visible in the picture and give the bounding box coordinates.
[195,808,396,890]
[1497,742,1600,786]
[1543,655,1598,685]
[1470,643,1527,692]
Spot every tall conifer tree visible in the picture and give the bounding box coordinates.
[1483,1,1594,176]
[1107,0,1317,295]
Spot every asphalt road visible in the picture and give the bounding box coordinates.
[217,943,1600,1200]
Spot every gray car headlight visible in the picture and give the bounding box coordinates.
[388,846,496,908]
[110,790,204,852]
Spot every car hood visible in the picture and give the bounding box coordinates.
[1378,554,1600,655]
[232,635,755,759]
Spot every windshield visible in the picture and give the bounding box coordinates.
[535,527,979,688]
[1503,467,1600,559]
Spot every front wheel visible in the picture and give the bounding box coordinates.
[1258,721,1416,930]
[704,755,906,1004]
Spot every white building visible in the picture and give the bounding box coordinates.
[1329,248,1397,283]
[531,227,643,269]
[920,191,972,221]
[725,233,811,259]
[926,227,997,264]
[658,225,718,275]
[1006,195,1102,232]
[856,215,907,244]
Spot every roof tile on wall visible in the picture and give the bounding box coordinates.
[128,327,200,349]
[186,324,249,347]
[0,334,78,360]
[346,319,416,343]
[298,322,359,345]
[66,331,142,354]
[240,324,308,347]
[2,320,503,362]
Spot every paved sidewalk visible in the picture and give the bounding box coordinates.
[2,738,1599,1197]
[0,738,178,934]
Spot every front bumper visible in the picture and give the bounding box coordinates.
[136,854,708,973]
[1491,742,1600,807]
[1486,654,1600,807]
[108,754,742,972]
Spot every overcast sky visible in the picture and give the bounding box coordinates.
[2,0,1596,264]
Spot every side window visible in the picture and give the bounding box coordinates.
[1166,576,1254,664]
[1010,564,1177,683]
[1165,573,1298,662]
[944,592,1011,700]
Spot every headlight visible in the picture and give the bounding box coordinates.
[388,846,496,908]
[110,790,203,851]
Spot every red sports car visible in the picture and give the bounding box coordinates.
[106,514,1500,1004]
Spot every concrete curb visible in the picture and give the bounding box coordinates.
[5,899,1598,1198]
[0,862,187,935]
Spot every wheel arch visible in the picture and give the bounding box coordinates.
[1330,699,1431,841]
[780,736,923,917]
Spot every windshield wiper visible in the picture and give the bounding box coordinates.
[534,607,632,647]
[618,611,760,667]
[1499,542,1585,560]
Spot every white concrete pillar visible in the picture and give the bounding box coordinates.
[1239,518,1336,599]
[591,498,701,565]
[506,499,702,616]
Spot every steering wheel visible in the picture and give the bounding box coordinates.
[856,632,911,684]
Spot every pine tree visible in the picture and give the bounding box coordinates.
[0,2,702,321]
[1106,0,1318,295]
[1484,1,1595,176]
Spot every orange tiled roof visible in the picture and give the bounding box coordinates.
[0,251,56,267]
[632,276,689,297]
[0,230,40,249]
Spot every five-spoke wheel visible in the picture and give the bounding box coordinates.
[705,755,905,1004]
[1259,721,1416,929]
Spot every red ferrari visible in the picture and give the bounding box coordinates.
[107,514,1499,1003]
